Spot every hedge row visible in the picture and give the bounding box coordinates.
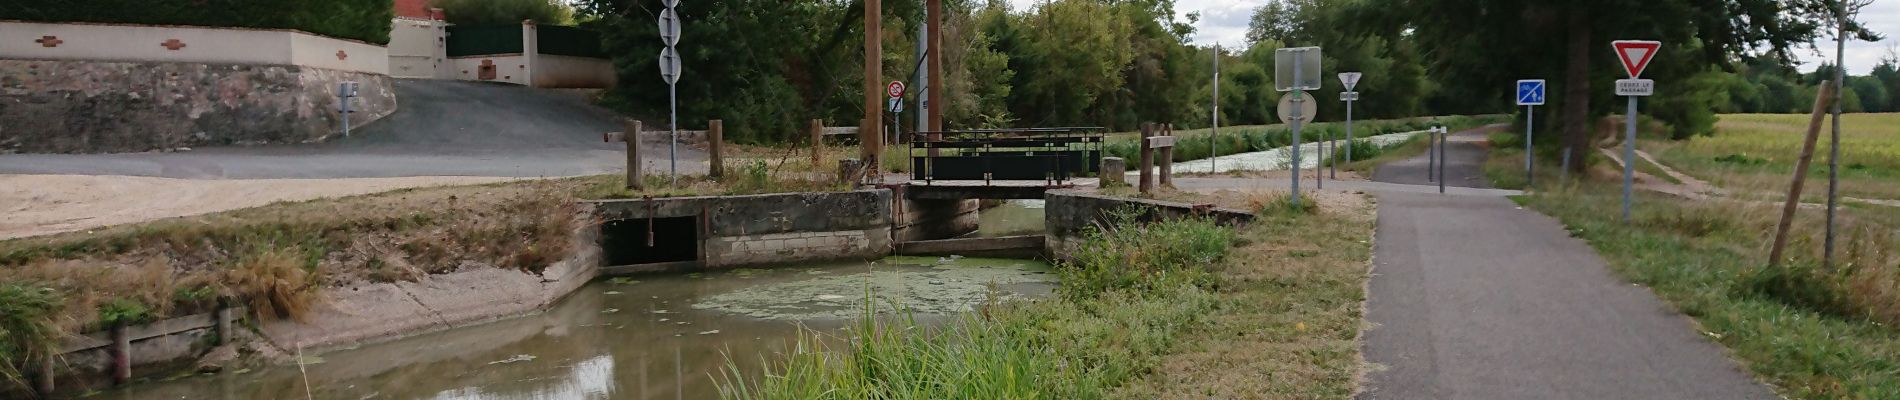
[1,0,394,44]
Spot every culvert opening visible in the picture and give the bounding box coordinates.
[601,217,699,265]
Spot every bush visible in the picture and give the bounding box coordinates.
[433,0,574,26]
[1,0,394,44]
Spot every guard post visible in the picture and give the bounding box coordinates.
[604,120,644,190]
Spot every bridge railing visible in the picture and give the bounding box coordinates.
[907,127,1105,185]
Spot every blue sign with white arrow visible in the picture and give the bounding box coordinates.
[1516,79,1546,106]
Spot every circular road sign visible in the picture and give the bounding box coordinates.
[887,81,906,98]
[658,9,682,47]
[658,47,681,85]
[1277,91,1317,124]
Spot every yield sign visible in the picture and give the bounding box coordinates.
[1338,72,1362,91]
[1612,40,1661,78]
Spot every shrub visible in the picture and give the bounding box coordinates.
[433,0,574,26]
[1,0,395,44]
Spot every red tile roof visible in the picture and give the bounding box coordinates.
[395,0,434,19]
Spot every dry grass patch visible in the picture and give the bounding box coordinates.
[1114,193,1375,399]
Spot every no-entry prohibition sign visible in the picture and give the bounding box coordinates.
[887,81,906,99]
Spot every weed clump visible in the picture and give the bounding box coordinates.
[0,284,62,388]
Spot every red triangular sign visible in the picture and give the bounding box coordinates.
[1612,40,1661,78]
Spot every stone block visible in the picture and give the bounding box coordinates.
[1101,157,1127,188]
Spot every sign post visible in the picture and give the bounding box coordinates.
[658,3,684,185]
[1516,79,1545,187]
[1339,72,1362,175]
[1276,47,1322,205]
[1612,40,1659,222]
[1211,45,1221,172]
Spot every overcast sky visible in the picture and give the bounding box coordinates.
[1005,0,1900,75]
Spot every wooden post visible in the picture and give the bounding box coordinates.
[708,120,725,178]
[34,355,54,396]
[110,322,130,385]
[214,302,232,345]
[1158,124,1175,187]
[862,0,882,182]
[1769,80,1835,266]
[605,120,644,190]
[809,119,824,167]
[1138,123,1155,194]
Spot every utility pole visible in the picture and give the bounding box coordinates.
[927,0,944,136]
[860,0,882,183]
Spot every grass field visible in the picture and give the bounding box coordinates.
[1646,113,1900,200]
[1485,113,1900,398]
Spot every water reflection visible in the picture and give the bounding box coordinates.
[90,258,1054,400]
[975,200,1045,237]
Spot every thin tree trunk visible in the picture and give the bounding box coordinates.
[1562,6,1592,173]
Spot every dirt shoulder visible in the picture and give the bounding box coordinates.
[1,174,524,240]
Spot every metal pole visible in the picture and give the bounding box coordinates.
[1825,1,1846,268]
[916,16,929,136]
[1316,115,1324,190]
[1345,98,1354,166]
[669,82,678,185]
[1623,96,1636,222]
[1290,53,1303,207]
[1427,125,1436,182]
[1437,127,1445,194]
[1561,146,1571,185]
[1526,105,1535,188]
[1211,45,1220,173]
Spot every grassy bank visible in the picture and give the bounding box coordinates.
[721,193,1376,398]
[1516,186,1900,398]
[0,179,593,388]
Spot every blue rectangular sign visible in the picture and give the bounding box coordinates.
[1516,79,1546,106]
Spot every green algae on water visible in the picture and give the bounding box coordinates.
[691,257,1057,320]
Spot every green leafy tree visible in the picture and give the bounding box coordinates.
[434,0,577,26]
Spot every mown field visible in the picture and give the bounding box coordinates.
[1645,113,1900,200]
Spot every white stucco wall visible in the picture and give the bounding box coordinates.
[531,54,616,88]
[388,18,447,79]
[451,54,530,86]
[0,20,387,75]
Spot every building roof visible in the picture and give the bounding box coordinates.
[395,0,434,19]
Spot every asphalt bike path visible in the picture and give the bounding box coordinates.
[1357,128,1775,399]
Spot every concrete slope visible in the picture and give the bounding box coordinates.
[1358,128,1775,399]
[0,79,699,179]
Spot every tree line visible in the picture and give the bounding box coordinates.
[572,0,1882,150]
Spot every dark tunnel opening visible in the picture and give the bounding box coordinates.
[601,217,699,265]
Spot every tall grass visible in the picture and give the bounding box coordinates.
[720,214,1234,399]
[0,284,62,389]
[1521,186,1900,398]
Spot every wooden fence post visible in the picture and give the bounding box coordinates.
[1158,124,1175,187]
[708,120,725,178]
[810,119,824,167]
[214,301,232,345]
[1138,123,1155,194]
[110,322,129,385]
[1769,80,1835,266]
[606,120,644,190]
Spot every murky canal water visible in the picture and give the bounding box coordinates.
[974,200,1045,237]
[98,257,1056,400]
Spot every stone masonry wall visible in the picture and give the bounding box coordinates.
[0,59,397,154]
[588,190,900,269]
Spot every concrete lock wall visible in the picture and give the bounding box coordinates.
[589,190,981,272]
[0,21,398,153]
[1043,190,1255,261]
